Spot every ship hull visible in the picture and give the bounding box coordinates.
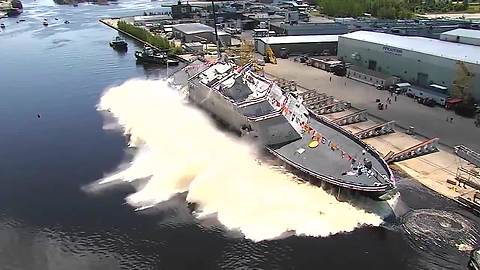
[187,80,394,200]
[266,147,394,200]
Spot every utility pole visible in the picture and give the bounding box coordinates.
[211,0,221,59]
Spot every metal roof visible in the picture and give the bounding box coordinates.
[258,35,339,45]
[172,23,229,36]
[441,28,480,39]
[341,31,480,65]
[172,23,214,35]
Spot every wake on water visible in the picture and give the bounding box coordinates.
[89,79,387,241]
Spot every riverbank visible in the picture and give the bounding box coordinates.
[264,59,478,202]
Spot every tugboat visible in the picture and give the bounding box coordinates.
[134,46,179,66]
[109,36,127,50]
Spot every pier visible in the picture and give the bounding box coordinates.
[99,18,192,63]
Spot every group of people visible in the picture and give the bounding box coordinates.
[377,94,398,110]
[342,151,376,178]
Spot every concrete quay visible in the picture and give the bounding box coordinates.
[264,59,479,200]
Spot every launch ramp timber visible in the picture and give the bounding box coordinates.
[354,121,395,139]
[454,145,480,167]
[384,138,440,164]
[332,110,368,126]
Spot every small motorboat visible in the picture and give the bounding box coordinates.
[42,20,48,26]
[0,23,5,28]
[109,36,128,50]
[64,20,70,24]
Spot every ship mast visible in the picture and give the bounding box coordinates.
[211,0,221,59]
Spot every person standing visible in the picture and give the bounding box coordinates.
[394,95,397,102]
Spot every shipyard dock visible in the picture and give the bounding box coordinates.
[265,58,480,202]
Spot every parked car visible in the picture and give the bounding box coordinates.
[417,97,436,107]
[279,47,288,59]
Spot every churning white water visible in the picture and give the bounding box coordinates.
[93,79,383,241]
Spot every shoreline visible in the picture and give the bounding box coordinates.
[99,18,192,63]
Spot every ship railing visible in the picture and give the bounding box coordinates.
[237,97,270,108]
[308,109,395,185]
[247,111,283,122]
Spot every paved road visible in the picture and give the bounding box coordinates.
[265,59,480,153]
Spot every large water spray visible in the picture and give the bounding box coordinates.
[92,79,383,241]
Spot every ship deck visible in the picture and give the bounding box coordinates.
[269,116,393,191]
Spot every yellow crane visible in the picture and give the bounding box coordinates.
[265,46,277,64]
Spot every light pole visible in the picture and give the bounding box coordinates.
[211,0,221,59]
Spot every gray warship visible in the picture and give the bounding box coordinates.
[173,60,395,199]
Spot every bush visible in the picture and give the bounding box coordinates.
[117,20,174,51]
[168,46,183,55]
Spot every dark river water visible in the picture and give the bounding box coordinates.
[1,1,479,269]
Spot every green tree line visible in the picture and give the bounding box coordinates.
[316,0,470,19]
[117,20,183,54]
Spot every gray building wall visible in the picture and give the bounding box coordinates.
[337,36,480,101]
[270,22,348,36]
[174,30,231,46]
[440,33,480,46]
[255,39,337,56]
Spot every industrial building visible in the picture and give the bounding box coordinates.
[440,28,480,46]
[255,35,338,56]
[269,22,348,36]
[335,18,477,39]
[338,31,480,101]
[172,23,231,46]
[171,1,193,19]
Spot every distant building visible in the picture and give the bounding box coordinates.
[441,28,480,46]
[171,1,192,20]
[269,22,348,36]
[336,18,476,39]
[255,35,338,56]
[172,23,231,46]
[338,31,480,100]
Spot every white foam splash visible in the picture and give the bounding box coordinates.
[93,79,383,241]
